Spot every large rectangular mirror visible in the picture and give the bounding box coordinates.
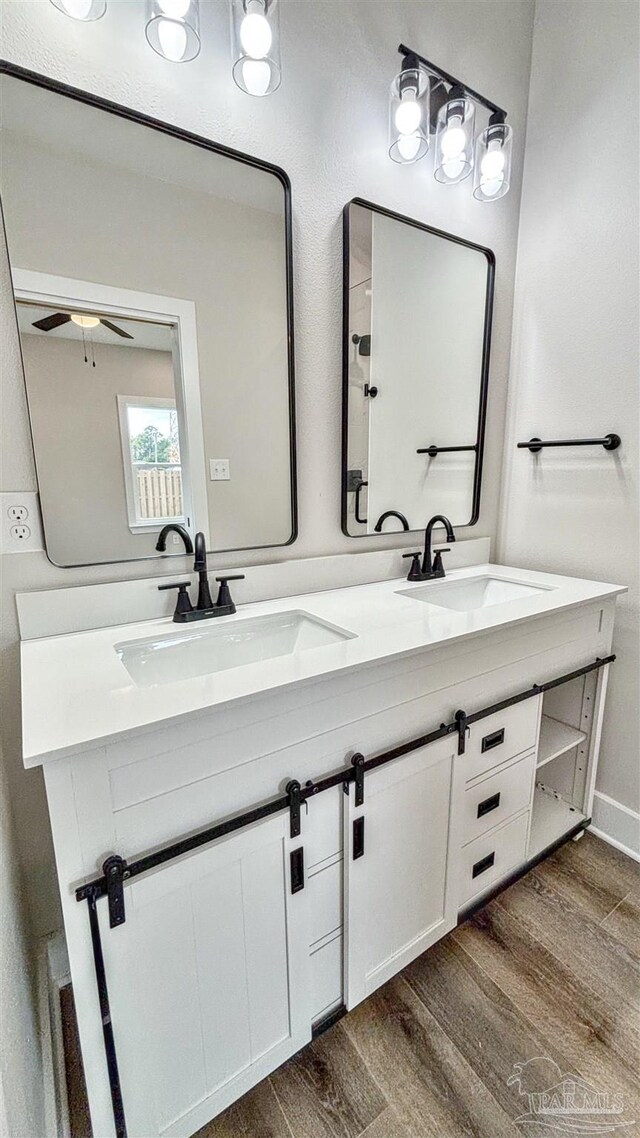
[0,65,296,566]
[342,198,494,537]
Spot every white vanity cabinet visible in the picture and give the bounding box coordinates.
[27,572,622,1138]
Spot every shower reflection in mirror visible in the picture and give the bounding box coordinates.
[342,199,494,538]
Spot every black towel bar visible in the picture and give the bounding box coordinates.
[417,444,477,457]
[518,434,621,453]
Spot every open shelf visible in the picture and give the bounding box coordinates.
[528,785,586,859]
[537,714,586,769]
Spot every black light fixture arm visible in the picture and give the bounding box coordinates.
[398,43,507,121]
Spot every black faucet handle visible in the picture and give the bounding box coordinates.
[432,549,451,577]
[214,574,245,613]
[402,552,423,581]
[158,581,193,619]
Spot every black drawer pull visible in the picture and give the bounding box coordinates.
[472,851,495,879]
[481,728,505,753]
[290,847,304,893]
[353,816,365,860]
[477,792,501,819]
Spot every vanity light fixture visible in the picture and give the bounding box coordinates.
[230,0,281,97]
[392,44,513,201]
[145,0,201,63]
[473,113,513,201]
[434,86,475,184]
[389,52,430,164]
[49,0,106,19]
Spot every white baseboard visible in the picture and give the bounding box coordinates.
[590,790,640,863]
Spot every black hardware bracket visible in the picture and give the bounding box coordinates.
[518,434,621,453]
[454,709,469,755]
[103,855,128,929]
[352,752,365,806]
[398,43,507,120]
[286,779,302,838]
[76,653,614,1138]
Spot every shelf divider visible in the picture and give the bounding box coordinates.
[537,714,586,769]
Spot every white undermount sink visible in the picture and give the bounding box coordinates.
[396,575,554,612]
[116,610,356,687]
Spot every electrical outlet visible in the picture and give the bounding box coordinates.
[209,459,230,481]
[1,492,44,554]
[10,525,31,542]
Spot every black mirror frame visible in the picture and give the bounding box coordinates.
[0,59,298,566]
[341,196,495,538]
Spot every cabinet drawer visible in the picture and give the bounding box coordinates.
[462,751,536,845]
[459,811,529,907]
[465,696,541,782]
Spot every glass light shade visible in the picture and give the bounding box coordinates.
[473,121,513,201]
[145,0,201,62]
[49,0,106,19]
[388,66,430,164]
[434,94,475,184]
[231,0,281,97]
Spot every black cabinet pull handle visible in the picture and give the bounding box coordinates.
[353,816,365,860]
[477,792,501,819]
[290,847,304,893]
[481,728,505,753]
[472,851,495,879]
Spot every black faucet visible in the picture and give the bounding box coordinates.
[194,531,214,610]
[403,514,456,581]
[158,530,245,623]
[155,524,194,556]
[374,510,410,533]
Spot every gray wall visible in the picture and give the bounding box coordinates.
[499,1,639,836]
[22,335,175,565]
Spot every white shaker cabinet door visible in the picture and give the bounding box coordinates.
[98,814,310,1138]
[344,737,462,1009]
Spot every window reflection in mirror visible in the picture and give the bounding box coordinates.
[0,70,296,566]
[342,199,494,537]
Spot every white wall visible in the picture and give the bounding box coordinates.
[0,0,536,939]
[499,0,640,849]
[0,744,44,1138]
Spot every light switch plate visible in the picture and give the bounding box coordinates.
[209,459,230,481]
[0,492,45,554]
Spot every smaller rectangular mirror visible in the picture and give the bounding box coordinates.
[342,199,494,537]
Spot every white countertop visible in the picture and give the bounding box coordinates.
[21,564,625,766]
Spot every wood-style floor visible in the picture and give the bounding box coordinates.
[64,832,640,1138]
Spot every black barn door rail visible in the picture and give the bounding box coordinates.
[75,653,614,1138]
[75,653,615,913]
